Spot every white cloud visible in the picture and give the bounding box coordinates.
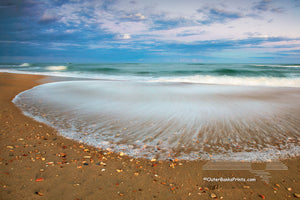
[88,43,114,49]
[123,13,146,20]
[135,13,146,20]
[241,39,300,53]
[40,13,54,21]
[96,17,149,35]
[41,0,300,44]
[64,29,77,33]
[39,13,57,23]
[45,29,56,33]
[122,34,131,39]
[255,40,300,47]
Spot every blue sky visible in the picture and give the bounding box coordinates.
[0,0,299,63]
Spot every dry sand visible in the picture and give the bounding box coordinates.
[0,72,299,200]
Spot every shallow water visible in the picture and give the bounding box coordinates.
[13,80,300,161]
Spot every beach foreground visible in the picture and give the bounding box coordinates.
[0,73,299,200]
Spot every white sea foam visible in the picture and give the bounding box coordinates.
[13,80,300,161]
[45,65,67,71]
[19,63,30,67]
[150,75,300,87]
[253,64,300,68]
[283,65,300,68]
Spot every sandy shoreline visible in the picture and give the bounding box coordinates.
[0,72,299,200]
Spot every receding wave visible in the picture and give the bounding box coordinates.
[151,75,300,87]
[45,66,67,71]
[13,80,300,161]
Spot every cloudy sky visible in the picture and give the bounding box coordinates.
[0,0,300,63]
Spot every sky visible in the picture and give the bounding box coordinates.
[0,0,300,63]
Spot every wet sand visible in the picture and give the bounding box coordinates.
[0,72,299,200]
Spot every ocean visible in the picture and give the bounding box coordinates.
[2,63,300,161]
[1,63,300,87]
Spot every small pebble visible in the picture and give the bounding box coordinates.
[83,156,91,159]
[210,193,217,198]
[259,194,265,199]
[287,187,292,191]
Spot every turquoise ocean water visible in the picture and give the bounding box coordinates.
[1,63,300,87]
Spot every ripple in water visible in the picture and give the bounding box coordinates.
[13,81,300,161]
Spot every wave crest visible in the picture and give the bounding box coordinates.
[45,66,67,71]
[19,63,30,67]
